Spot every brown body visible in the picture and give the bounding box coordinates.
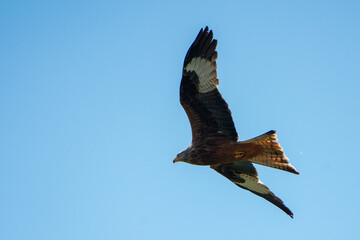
[186,138,262,166]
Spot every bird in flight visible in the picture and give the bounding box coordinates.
[174,27,299,218]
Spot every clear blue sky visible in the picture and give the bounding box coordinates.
[1,1,360,239]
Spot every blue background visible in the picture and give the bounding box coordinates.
[1,1,359,239]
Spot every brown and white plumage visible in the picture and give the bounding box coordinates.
[174,27,299,218]
[211,161,294,217]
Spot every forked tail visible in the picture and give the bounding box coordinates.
[238,130,299,174]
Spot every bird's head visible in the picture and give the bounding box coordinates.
[173,148,189,163]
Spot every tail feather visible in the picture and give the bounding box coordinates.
[239,130,299,174]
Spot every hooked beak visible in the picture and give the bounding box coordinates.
[173,157,178,163]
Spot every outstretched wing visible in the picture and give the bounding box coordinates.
[211,162,294,218]
[180,27,238,142]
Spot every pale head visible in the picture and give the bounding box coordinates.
[173,147,190,163]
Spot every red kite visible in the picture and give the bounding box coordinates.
[174,27,299,218]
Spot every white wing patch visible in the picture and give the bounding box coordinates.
[185,57,219,93]
[235,174,271,195]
